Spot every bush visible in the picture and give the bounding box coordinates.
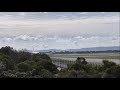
[17,51,31,63]
[0,70,17,78]
[39,69,54,78]
[102,60,116,68]
[17,62,32,72]
[36,60,58,74]
[102,65,120,78]
[0,46,14,56]
[16,71,33,78]
[0,55,15,71]
[32,53,51,62]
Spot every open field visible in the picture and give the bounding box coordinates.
[48,52,120,68]
[49,52,120,59]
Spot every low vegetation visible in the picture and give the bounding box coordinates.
[57,59,120,78]
[0,46,120,78]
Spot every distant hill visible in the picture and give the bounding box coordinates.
[28,46,120,53]
[67,46,120,52]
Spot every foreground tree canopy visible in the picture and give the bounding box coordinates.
[0,46,120,78]
[0,46,58,78]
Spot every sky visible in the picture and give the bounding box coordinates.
[0,12,119,50]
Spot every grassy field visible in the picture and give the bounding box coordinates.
[49,52,120,59]
[48,52,120,67]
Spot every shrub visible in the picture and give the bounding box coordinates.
[17,62,32,72]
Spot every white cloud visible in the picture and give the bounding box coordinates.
[56,38,71,43]
[1,37,12,42]
[73,36,100,41]
[14,35,34,41]
[39,12,48,14]
[101,12,107,14]
[0,12,119,50]
[42,44,48,48]
[74,36,83,39]
[47,37,57,40]
[43,12,48,14]
[0,13,119,29]
[80,12,88,14]
[19,12,27,16]
[0,34,119,50]
[4,14,14,17]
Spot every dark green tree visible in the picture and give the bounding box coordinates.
[0,55,14,71]
[17,62,32,72]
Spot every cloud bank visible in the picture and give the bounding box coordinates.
[0,12,119,50]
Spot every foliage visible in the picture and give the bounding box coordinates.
[17,62,32,72]
[0,55,15,71]
[58,58,120,78]
[0,46,58,78]
[0,46,14,56]
[0,70,17,78]
[17,51,32,63]
[0,46,120,78]
[32,53,51,62]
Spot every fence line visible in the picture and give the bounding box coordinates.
[52,58,76,68]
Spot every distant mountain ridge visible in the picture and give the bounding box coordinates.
[28,46,120,53]
[67,46,120,52]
